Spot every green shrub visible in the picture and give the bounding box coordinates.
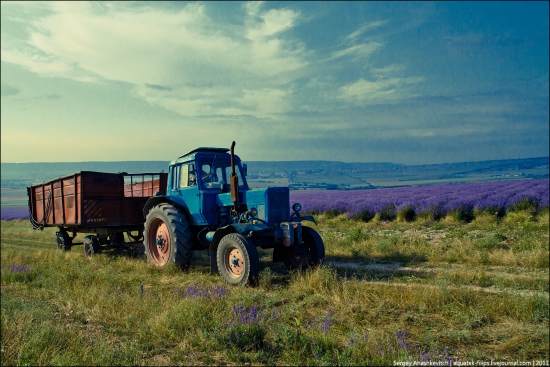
[379,204,397,221]
[352,209,375,222]
[474,206,506,218]
[397,205,416,222]
[219,323,266,352]
[447,205,475,222]
[507,198,539,215]
[258,268,274,290]
[323,209,344,219]
[348,228,365,243]
[416,211,434,221]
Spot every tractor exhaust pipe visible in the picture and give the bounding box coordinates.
[230,141,239,206]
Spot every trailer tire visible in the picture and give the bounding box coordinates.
[217,233,259,286]
[56,230,72,252]
[127,230,144,242]
[83,235,101,259]
[281,226,325,270]
[144,204,193,269]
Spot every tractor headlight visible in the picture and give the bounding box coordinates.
[292,203,302,213]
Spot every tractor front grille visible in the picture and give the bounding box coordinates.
[266,187,289,226]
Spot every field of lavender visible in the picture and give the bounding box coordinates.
[290,179,549,221]
[2,179,548,222]
[0,206,28,221]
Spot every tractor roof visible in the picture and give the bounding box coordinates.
[177,147,229,159]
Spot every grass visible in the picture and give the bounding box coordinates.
[1,209,548,366]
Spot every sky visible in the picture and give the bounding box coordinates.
[1,1,548,165]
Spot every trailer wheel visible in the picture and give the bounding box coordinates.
[144,204,192,269]
[281,226,325,270]
[83,235,101,259]
[217,233,259,286]
[56,230,72,252]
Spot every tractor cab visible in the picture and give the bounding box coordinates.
[165,147,248,227]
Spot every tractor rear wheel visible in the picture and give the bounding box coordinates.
[56,230,72,252]
[282,226,325,270]
[83,235,101,259]
[144,204,192,269]
[217,233,259,286]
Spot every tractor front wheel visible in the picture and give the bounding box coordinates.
[144,204,193,269]
[281,226,325,270]
[217,233,259,286]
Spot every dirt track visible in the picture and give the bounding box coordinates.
[326,260,549,298]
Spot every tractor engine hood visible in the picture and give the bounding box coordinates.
[216,187,290,227]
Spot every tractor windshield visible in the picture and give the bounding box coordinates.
[198,156,246,190]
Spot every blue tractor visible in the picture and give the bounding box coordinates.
[142,142,325,285]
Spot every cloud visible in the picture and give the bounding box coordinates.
[1,84,20,97]
[33,93,61,100]
[338,76,425,103]
[1,2,431,120]
[345,20,388,42]
[328,42,383,61]
[1,2,307,119]
[146,84,173,91]
[370,64,405,77]
[1,48,72,74]
[245,3,299,40]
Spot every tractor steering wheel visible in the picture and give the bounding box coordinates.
[202,173,216,183]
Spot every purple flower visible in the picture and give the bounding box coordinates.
[397,329,409,349]
[9,264,29,273]
[232,303,260,326]
[174,284,230,299]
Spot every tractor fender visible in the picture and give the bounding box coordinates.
[142,195,190,220]
[290,215,317,225]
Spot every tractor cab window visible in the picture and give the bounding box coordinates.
[176,164,197,188]
[198,156,246,189]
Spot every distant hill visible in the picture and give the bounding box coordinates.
[1,157,548,190]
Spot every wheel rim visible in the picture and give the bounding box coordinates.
[56,234,65,251]
[224,246,244,278]
[147,217,171,267]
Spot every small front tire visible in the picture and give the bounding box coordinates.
[217,233,260,286]
[281,226,325,270]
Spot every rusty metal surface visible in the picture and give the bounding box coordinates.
[28,171,167,229]
[280,221,302,247]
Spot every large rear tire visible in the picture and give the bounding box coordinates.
[144,204,193,269]
[282,226,325,270]
[217,233,259,286]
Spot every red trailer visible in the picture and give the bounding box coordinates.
[27,171,167,258]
